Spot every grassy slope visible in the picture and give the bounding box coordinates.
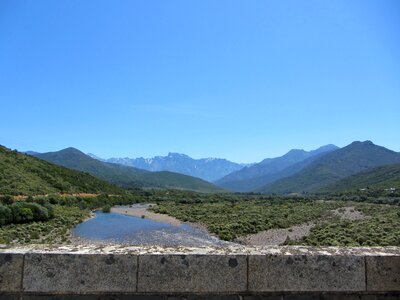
[34,148,225,193]
[0,145,125,195]
[320,163,400,193]
[260,141,400,194]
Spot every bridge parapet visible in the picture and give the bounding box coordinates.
[0,245,399,299]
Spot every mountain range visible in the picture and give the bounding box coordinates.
[87,152,249,182]
[17,140,400,195]
[32,148,224,193]
[215,144,339,192]
[259,141,400,194]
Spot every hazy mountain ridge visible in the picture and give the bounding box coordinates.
[33,148,224,193]
[88,152,249,182]
[0,145,124,195]
[260,141,400,194]
[215,144,339,192]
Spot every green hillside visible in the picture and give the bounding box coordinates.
[321,163,400,193]
[0,145,125,195]
[259,141,400,194]
[33,148,225,193]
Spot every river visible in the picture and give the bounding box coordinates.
[72,207,231,247]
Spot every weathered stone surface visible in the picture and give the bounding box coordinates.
[138,254,247,293]
[0,294,20,300]
[166,296,242,300]
[23,296,165,300]
[243,295,283,300]
[0,253,23,292]
[366,256,400,292]
[283,295,320,300]
[320,294,370,300]
[249,255,366,292]
[374,295,400,300]
[23,253,137,293]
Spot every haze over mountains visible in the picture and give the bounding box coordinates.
[15,140,400,195]
[32,148,224,193]
[260,141,400,194]
[87,152,249,182]
[215,145,339,192]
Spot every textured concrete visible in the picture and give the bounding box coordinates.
[366,256,400,292]
[0,246,399,296]
[248,254,366,292]
[11,295,400,300]
[23,253,137,293]
[138,254,247,293]
[0,253,23,292]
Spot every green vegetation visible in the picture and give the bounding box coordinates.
[216,145,338,192]
[149,190,400,246]
[0,145,126,195]
[260,141,400,194]
[289,203,400,246]
[0,193,146,244]
[33,148,225,193]
[102,204,111,213]
[0,205,88,244]
[1,142,399,247]
[0,201,53,226]
[320,163,400,194]
[152,198,343,240]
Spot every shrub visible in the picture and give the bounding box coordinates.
[9,202,51,223]
[0,195,14,205]
[0,204,13,225]
[102,205,111,213]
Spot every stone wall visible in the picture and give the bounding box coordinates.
[0,246,399,299]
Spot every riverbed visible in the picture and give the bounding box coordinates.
[72,206,232,247]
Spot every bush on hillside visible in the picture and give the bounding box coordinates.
[0,204,13,225]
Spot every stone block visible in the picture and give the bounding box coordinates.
[0,294,21,300]
[243,295,283,300]
[166,296,242,300]
[138,254,247,293]
[249,255,365,292]
[23,253,137,294]
[0,253,24,292]
[23,296,165,300]
[366,256,400,292]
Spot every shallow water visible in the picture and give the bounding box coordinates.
[72,210,230,247]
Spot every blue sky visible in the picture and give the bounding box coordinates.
[1,0,399,163]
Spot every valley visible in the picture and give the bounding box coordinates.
[0,141,399,247]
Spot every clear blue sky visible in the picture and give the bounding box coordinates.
[1,0,399,163]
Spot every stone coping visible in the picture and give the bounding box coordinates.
[1,244,399,255]
[0,245,398,295]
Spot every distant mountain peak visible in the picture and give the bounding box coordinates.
[316,144,339,151]
[30,147,224,193]
[260,140,400,194]
[103,152,248,182]
[215,144,339,192]
[350,140,375,146]
[286,149,306,154]
[167,152,189,158]
[60,147,84,154]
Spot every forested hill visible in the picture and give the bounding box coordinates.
[0,145,125,195]
[260,141,400,194]
[33,148,225,193]
[215,144,338,192]
[320,163,400,193]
